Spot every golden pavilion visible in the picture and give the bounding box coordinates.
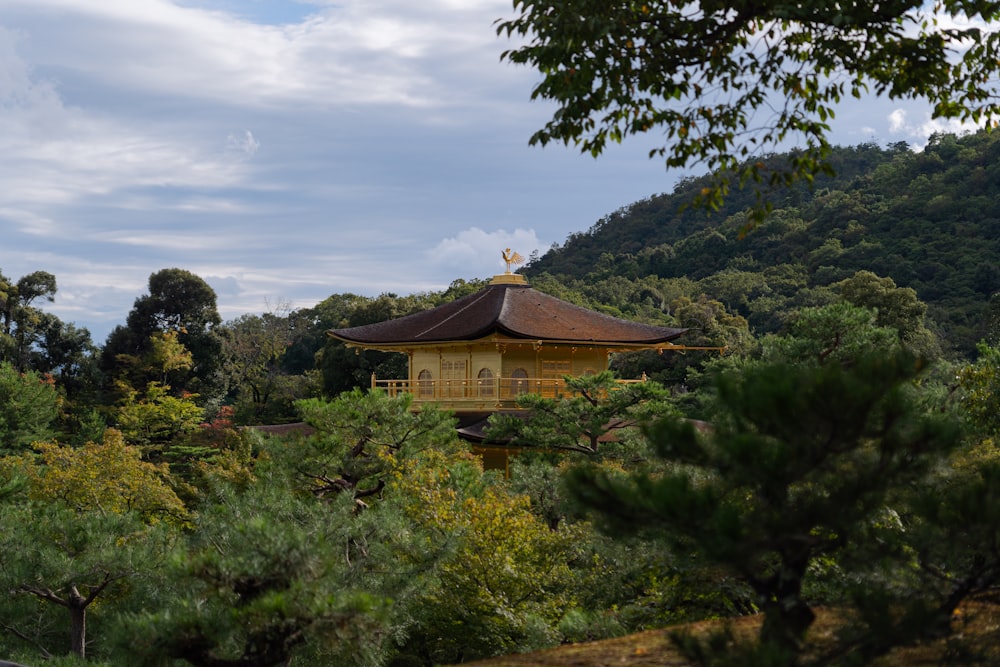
[328,268,690,417]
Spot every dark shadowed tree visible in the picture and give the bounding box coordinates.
[219,309,318,425]
[102,269,223,400]
[0,270,58,371]
[565,352,962,664]
[32,314,98,395]
[314,294,415,396]
[121,481,395,667]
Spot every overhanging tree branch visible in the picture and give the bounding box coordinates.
[498,0,1000,219]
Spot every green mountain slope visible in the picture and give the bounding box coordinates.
[525,133,1000,357]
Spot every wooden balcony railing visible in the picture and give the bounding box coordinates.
[370,375,647,407]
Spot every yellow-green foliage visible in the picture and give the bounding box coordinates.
[115,381,203,447]
[439,487,578,620]
[21,428,189,525]
[391,448,581,660]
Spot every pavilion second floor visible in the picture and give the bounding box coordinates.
[369,372,647,412]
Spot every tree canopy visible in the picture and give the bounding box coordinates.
[566,351,964,662]
[102,268,223,399]
[498,1,1000,211]
[0,362,60,454]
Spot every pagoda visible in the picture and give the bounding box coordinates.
[328,257,691,417]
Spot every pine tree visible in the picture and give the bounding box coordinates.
[565,351,962,663]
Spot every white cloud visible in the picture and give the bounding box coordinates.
[227,129,260,157]
[0,26,258,228]
[0,207,58,237]
[888,109,908,134]
[886,107,978,148]
[93,231,235,251]
[428,227,544,276]
[2,0,515,112]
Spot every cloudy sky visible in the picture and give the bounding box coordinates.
[0,1,973,342]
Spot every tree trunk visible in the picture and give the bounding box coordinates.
[68,588,87,659]
[757,555,814,663]
[760,597,815,660]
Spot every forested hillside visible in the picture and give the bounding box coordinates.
[524,132,1000,357]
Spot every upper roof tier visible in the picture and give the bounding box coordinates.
[329,275,687,348]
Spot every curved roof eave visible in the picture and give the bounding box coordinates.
[328,283,688,347]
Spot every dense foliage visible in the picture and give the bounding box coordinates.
[1,133,1000,665]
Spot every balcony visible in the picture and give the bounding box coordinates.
[370,375,647,412]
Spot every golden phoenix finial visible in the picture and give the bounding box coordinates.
[501,248,525,274]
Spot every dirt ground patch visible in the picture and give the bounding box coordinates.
[455,600,1000,667]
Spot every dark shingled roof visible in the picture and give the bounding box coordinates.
[329,283,687,346]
